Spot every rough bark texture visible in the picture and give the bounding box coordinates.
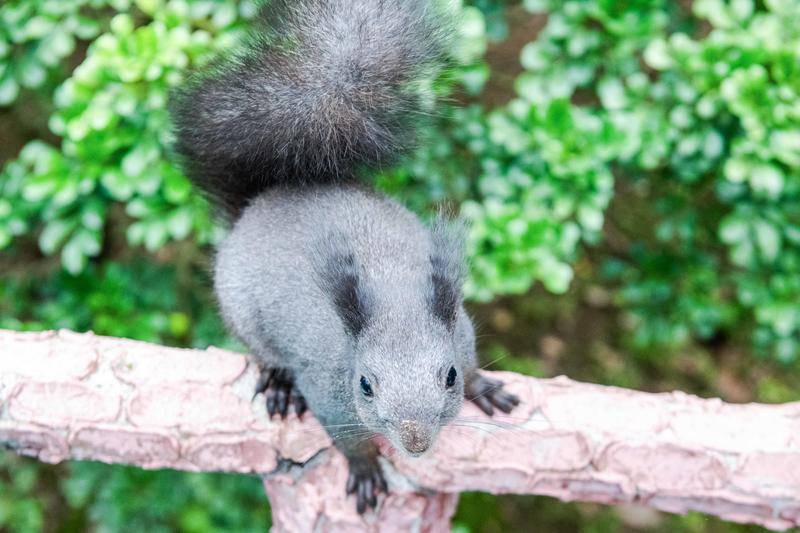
[0,329,799,531]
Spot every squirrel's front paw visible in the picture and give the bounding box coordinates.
[253,367,307,418]
[345,449,388,514]
[465,373,520,416]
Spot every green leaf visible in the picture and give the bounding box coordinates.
[0,199,11,218]
[73,229,102,256]
[598,78,626,110]
[167,208,192,240]
[44,30,75,60]
[731,0,754,21]
[719,217,747,244]
[0,75,19,105]
[126,221,146,245]
[163,172,192,204]
[754,220,781,262]
[644,39,673,70]
[0,227,11,249]
[22,175,58,202]
[18,60,46,89]
[110,14,135,35]
[61,238,88,275]
[81,202,105,231]
[578,206,604,233]
[39,219,76,255]
[211,3,237,28]
[749,165,784,198]
[540,260,573,294]
[122,143,157,178]
[144,222,168,251]
[101,170,134,200]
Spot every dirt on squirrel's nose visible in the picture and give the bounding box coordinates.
[398,419,431,455]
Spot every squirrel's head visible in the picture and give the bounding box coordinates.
[350,316,465,456]
[316,222,466,456]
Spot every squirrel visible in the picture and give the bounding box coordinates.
[169,0,520,514]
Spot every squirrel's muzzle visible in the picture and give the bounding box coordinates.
[398,419,432,455]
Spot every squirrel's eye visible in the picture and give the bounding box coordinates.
[360,375,373,397]
[446,366,457,388]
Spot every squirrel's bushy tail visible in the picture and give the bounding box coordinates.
[170,0,450,217]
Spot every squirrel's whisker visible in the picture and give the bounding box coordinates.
[478,353,509,370]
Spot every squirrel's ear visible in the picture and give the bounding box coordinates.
[314,234,374,337]
[429,217,466,330]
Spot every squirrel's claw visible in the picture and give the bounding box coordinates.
[471,394,495,416]
[345,453,387,514]
[290,389,307,416]
[491,389,520,414]
[465,373,520,416]
[252,369,270,401]
[254,367,307,419]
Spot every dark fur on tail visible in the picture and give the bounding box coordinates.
[169,0,450,218]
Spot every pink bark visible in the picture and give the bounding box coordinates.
[1,329,799,531]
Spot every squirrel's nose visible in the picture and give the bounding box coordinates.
[398,419,431,455]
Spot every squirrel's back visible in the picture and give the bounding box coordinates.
[212,185,438,367]
[170,0,450,218]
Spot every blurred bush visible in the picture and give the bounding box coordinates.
[1,0,798,531]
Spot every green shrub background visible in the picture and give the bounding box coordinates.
[1,0,798,531]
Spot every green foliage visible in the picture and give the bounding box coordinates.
[592,0,800,361]
[0,454,45,533]
[0,0,255,274]
[395,0,800,361]
[1,0,799,531]
[62,462,269,532]
[1,259,233,348]
[0,0,108,106]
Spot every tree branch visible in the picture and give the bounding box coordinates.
[0,329,798,531]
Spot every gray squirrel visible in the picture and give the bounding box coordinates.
[169,0,519,514]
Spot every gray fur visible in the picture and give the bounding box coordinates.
[170,0,502,512]
[170,0,451,217]
[215,186,476,456]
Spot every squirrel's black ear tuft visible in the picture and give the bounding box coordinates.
[314,233,374,337]
[428,217,466,330]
